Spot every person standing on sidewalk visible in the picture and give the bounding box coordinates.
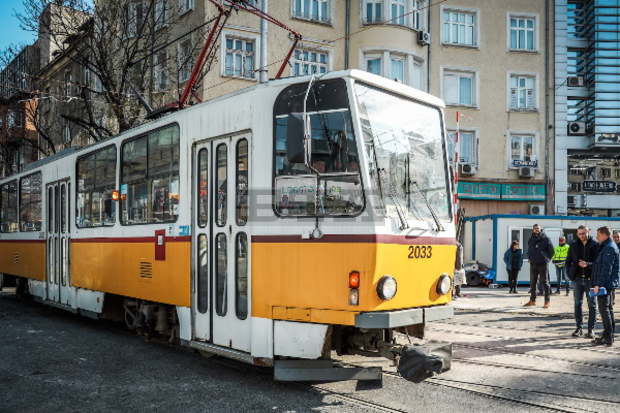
[503,240,523,294]
[613,231,620,250]
[552,237,570,295]
[524,224,555,308]
[591,226,619,346]
[566,225,598,338]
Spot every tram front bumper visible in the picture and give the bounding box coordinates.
[354,304,454,329]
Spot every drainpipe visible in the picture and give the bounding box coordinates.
[345,0,351,69]
[259,0,269,83]
[544,0,552,214]
[426,3,431,92]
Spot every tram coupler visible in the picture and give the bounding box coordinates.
[395,341,452,383]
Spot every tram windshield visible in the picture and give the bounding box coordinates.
[354,83,451,225]
[274,79,364,217]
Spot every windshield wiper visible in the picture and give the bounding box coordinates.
[410,180,445,232]
[376,167,409,230]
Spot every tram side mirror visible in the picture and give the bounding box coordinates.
[286,113,305,163]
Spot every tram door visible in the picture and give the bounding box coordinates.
[193,134,251,352]
[46,180,70,305]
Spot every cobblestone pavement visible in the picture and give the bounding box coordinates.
[1,288,618,412]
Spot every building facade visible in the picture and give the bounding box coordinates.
[555,0,620,216]
[2,0,557,216]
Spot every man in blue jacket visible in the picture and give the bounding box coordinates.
[524,224,555,308]
[591,226,619,346]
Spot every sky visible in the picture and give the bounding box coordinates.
[0,0,37,51]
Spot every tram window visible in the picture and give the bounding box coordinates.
[47,187,53,231]
[216,143,227,227]
[235,232,248,320]
[76,145,117,227]
[19,173,42,232]
[121,124,180,225]
[215,233,227,316]
[236,139,248,226]
[0,180,18,233]
[273,79,364,217]
[197,148,208,227]
[197,233,208,313]
[60,184,66,232]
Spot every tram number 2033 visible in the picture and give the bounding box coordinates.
[408,245,433,259]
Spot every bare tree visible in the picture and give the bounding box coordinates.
[16,0,211,145]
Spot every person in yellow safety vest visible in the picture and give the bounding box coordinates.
[552,236,570,295]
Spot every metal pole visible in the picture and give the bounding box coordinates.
[259,0,269,83]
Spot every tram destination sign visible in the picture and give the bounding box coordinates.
[582,180,616,193]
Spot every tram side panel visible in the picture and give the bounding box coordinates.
[0,240,46,281]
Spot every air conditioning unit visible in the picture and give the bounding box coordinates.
[567,121,586,136]
[519,167,534,178]
[529,204,545,215]
[417,31,431,46]
[567,76,584,87]
[459,163,477,176]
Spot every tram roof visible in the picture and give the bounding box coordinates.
[2,70,446,181]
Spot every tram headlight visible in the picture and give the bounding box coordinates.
[437,274,452,295]
[377,276,397,300]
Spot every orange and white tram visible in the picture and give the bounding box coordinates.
[0,70,456,382]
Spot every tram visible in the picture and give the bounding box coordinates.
[0,70,456,382]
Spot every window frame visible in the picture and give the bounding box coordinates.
[507,12,538,52]
[0,179,19,234]
[119,123,181,226]
[271,78,366,219]
[440,6,479,48]
[197,147,209,228]
[153,50,169,92]
[362,0,426,30]
[221,32,258,81]
[178,37,193,83]
[507,131,538,170]
[507,72,538,111]
[235,139,249,226]
[292,0,332,25]
[291,47,330,77]
[179,0,195,16]
[235,231,248,320]
[19,172,43,233]
[362,49,425,89]
[75,144,118,229]
[447,129,478,166]
[441,67,478,108]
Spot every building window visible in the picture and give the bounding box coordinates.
[154,51,168,91]
[19,172,42,232]
[224,36,255,80]
[443,9,476,46]
[510,134,534,166]
[7,110,23,128]
[179,0,194,15]
[390,0,405,25]
[178,38,193,83]
[510,16,535,51]
[412,0,424,30]
[64,71,72,97]
[443,70,475,106]
[364,0,383,23]
[448,130,476,165]
[155,0,168,29]
[126,2,145,38]
[365,54,382,75]
[390,55,405,82]
[510,75,536,110]
[292,49,329,76]
[76,146,117,228]
[293,0,330,24]
[120,124,180,225]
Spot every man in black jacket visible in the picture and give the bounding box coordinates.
[524,224,555,308]
[565,225,598,338]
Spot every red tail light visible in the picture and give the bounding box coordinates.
[349,271,360,289]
